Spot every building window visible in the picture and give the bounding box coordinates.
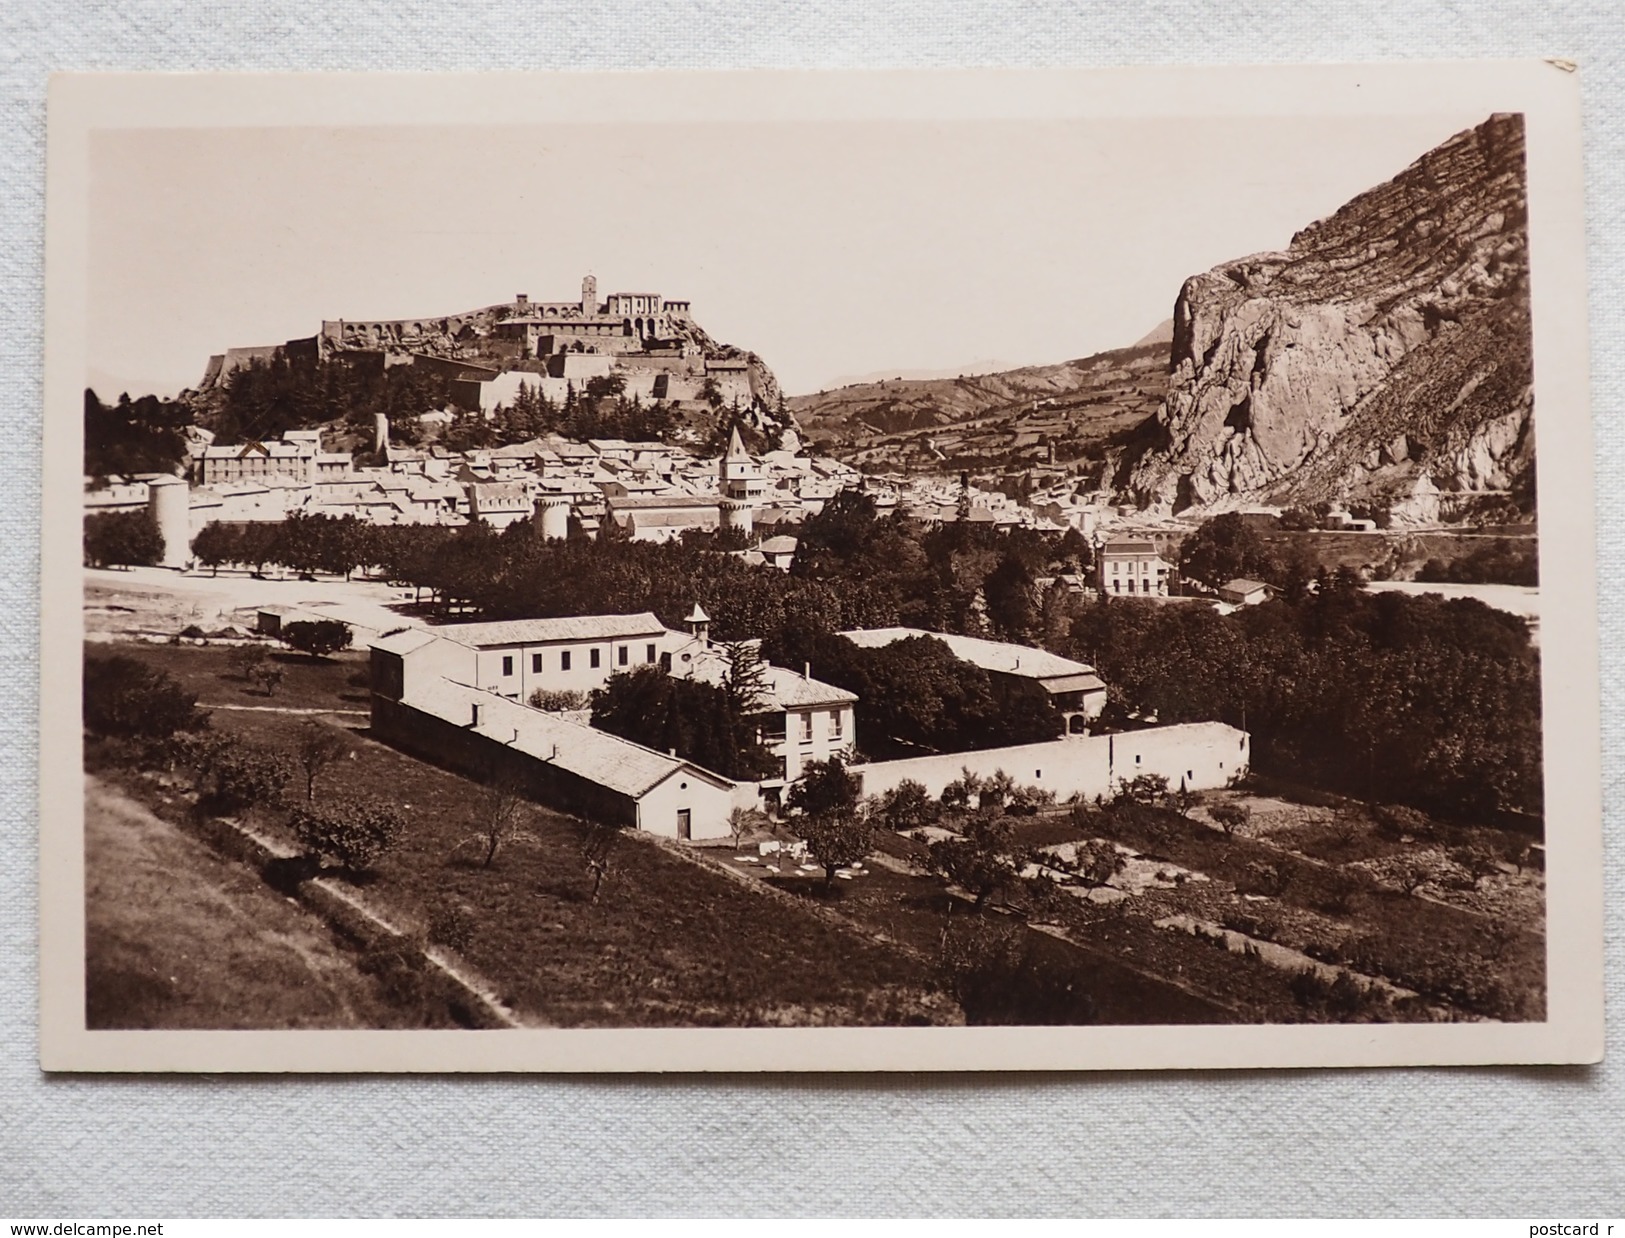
[829,710,843,740]
[1135,754,1142,765]
[561,650,572,671]
[502,655,514,677]
[800,712,813,742]
[618,646,628,666]
[646,643,656,664]
[591,648,601,669]
[532,653,543,674]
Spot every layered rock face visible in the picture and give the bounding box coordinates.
[1129,113,1534,516]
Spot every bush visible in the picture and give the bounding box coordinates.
[1209,801,1250,836]
[290,795,405,874]
[83,653,208,740]
[202,743,294,815]
[1288,967,1388,1020]
[427,902,477,953]
[527,688,589,712]
[282,619,352,658]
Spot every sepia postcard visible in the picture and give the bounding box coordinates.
[39,61,1603,1072]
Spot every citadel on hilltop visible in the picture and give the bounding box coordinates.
[200,275,767,416]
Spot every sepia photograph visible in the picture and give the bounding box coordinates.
[38,62,1602,1071]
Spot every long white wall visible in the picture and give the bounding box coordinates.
[851,722,1249,804]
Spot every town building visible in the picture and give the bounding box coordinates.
[1217,578,1271,606]
[664,607,857,800]
[1097,537,1174,597]
[409,612,678,703]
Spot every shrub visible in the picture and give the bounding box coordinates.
[1065,839,1125,890]
[202,743,294,815]
[1288,968,1388,1020]
[290,795,405,874]
[1316,868,1367,916]
[1373,803,1441,842]
[527,687,589,712]
[427,902,476,953]
[83,653,208,740]
[282,618,353,658]
[1209,801,1250,836]
[1006,783,1057,817]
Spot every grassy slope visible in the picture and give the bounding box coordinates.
[85,774,432,1029]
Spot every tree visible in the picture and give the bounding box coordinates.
[1115,773,1170,805]
[251,661,286,697]
[874,779,937,834]
[83,653,207,740]
[453,772,542,869]
[799,810,873,890]
[229,642,269,683]
[1176,512,1280,590]
[84,510,164,569]
[281,619,352,658]
[580,821,623,904]
[925,811,1024,909]
[293,718,353,802]
[1065,839,1126,891]
[191,522,240,575]
[728,805,768,852]
[940,768,985,811]
[290,795,404,875]
[787,756,861,819]
[591,665,777,781]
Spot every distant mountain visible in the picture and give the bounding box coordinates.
[1128,113,1534,519]
[789,343,1169,477]
[819,359,1021,389]
[1132,319,1175,349]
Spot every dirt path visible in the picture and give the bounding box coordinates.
[201,703,370,716]
[85,776,418,1029]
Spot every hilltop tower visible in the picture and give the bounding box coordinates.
[580,274,598,316]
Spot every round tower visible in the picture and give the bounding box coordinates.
[720,496,753,540]
[535,494,571,541]
[147,475,191,569]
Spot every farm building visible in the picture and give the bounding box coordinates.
[369,628,737,839]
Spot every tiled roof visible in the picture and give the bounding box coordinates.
[428,612,669,648]
[403,675,731,797]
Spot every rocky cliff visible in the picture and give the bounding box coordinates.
[1128,113,1534,519]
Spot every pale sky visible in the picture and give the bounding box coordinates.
[88,113,1485,398]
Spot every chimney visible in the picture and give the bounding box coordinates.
[803,662,811,681]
